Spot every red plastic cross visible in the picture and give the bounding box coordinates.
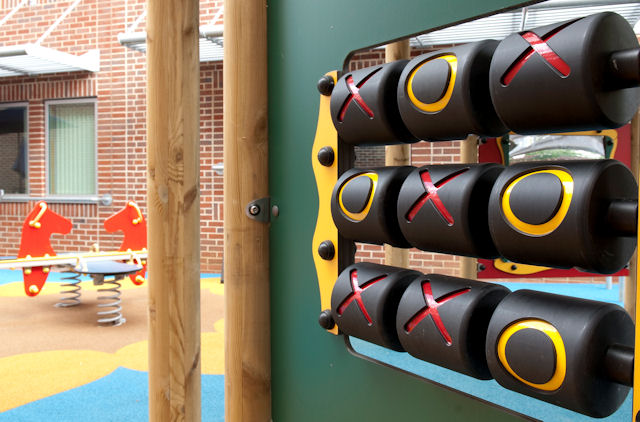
[337,68,381,122]
[502,21,574,86]
[405,168,468,225]
[404,281,470,346]
[337,269,386,325]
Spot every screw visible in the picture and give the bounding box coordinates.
[317,75,335,96]
[317,146,335,167]
[318,240,335,260]
[249,204,260,216]
[477,263,486,272]
[318,309,335,330]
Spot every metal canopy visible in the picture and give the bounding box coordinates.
[411,0,640,48]
[118,1,640,63]
[118,5,224,62]
[0,0,100,78]
[117,25,224,62]
[0,44,100,77]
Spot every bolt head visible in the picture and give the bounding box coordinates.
[317,146,335,167]
[318,240,335,260]
[317,75,335,96]
[318,310,335,330]
[249,204,260,216]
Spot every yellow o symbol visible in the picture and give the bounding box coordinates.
[406,55,458,113]
[497,319,566,391]
[338,172,378,222]
[501,169,573,236]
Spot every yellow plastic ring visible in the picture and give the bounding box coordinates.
[497,319,566,391]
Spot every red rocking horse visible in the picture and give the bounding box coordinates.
[104,200,148,285]
[18,201,73,296]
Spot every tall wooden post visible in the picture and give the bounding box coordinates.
[146,0,201,420]
[626,110,640,320]
[224,0,271,420]
[384,40,411,269]
[459,135,479,279]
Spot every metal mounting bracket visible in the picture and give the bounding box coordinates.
[246,197,271,222]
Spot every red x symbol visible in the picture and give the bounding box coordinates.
[337,269,386,325]
[405,168,468,225]
[404,281,470,346]
[502,21,574,86]
[337,68,381,122]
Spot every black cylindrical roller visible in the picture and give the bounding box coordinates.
[489,12,640,134]
[331,263,421,351]
[488,159,637,273]
[396,274,509,379]
[485,289,633,418]
[330,61,417,145]
[397,41,508,141]
[332,166,413,247]
[397,163,503,258]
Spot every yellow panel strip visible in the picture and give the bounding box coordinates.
[634,171,640,420]
[312,71,339,334]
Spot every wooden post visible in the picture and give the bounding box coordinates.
[224,0,271,420]
[459,135,479,279]
[384,40,411,269]
[626,110,640,320]
[146,0,201,420]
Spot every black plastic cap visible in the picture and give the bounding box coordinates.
[317,75,335,96]
[318,309,335,329]
[318,240,335,260]
[317,146,335,167]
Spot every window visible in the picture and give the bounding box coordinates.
[0,103,28,195]
[47,99,96,195]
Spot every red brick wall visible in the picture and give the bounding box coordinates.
[0,0,225,273]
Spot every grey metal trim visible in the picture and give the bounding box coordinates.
[0,192,112,206]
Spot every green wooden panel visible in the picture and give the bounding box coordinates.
[268,1,539,420]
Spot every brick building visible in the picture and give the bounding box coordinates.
[0,0,224,272]
[0,1,637,279]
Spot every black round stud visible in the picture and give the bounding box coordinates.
[317,146,335,167]
[318,309,335,329]
[318,240,335,260]
[317,75,335,96]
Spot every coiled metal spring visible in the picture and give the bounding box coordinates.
[55,272,82,308]
[97,276,126,326]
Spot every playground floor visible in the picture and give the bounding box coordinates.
[0,270,224,422]
[0,271,631,421]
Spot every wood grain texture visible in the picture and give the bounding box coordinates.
[459,135,479,280]
[384,40,411,269]
[146,0,201,420]
[223,0,271,420]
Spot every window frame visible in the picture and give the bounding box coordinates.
[0,101,29,200]
[45,97,98,198]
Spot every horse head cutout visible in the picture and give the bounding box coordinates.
[18,201,73,296]
[104,200,147,285]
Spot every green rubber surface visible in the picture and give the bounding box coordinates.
[268,1,541,420]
